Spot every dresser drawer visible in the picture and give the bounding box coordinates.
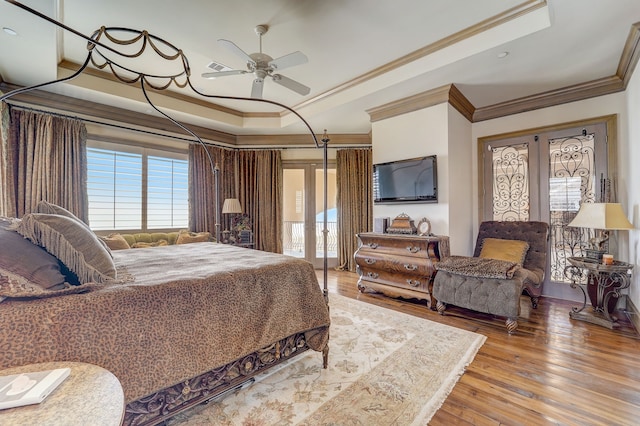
[357,234,447,260]
[357,267,432,293]
[355,252,433,276]
[355,233,448,308]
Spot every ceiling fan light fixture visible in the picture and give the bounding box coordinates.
[203,24,310,99]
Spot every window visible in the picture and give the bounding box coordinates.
[87,142,188,231]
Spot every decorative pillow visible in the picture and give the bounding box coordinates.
[435,255,520,279]
[0,276,101,301]
[36,200,80,218]
[131,240,169,248]
[13,213,117,284]
[100,233,131,250]
[0,217,68,290]
[35,200,113,257]
[479,238,529,265]
[176,231,211,244]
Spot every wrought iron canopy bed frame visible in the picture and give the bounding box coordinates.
[1,1,331,424]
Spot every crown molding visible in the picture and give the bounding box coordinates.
[58,60,246,119]
[617,22,640,86]
[472,76,625,122]
[292,0,546,113]
[0,81,370,148]
[368,21,640,124]
[235,133,371,147]
[367,84,475,123]
[0,81,236,145]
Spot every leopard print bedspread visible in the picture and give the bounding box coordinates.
[0,243,330,403]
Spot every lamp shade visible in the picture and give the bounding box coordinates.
[567,202,634,230]
[222,198,242,214]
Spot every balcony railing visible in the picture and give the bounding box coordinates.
[283,221,337,258]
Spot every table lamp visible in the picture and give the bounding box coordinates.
[567,202,634,260]
[221,198,242,243]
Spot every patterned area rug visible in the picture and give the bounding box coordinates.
[168,294,486,425]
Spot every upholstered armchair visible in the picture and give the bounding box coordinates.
[432,221,549,333]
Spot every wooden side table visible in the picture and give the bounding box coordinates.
[564,256,633,329]
[0,361,124,426]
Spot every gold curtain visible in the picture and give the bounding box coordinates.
[188,144,236,237]
[336,148,373,271]
[237,150,282,253]
[2,108,87,221]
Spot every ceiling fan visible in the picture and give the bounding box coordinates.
[202,25,310,99]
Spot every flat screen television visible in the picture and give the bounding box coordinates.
[373,155,437,203]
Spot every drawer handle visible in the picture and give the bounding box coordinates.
[406,246,421,253]
[404,264,418,271]
[367,242,379,249]
[407,279,421,287]
[364,258,376,265]
[366,272,379,279]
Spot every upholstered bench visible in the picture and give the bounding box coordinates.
[98,230,212,250]
[432,221,549,333]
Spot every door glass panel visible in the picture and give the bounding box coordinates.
[283,169,305,258]
[315,168,337,259]
[482,121,608,294]
[490,143,530,221]
[548,133,597,282]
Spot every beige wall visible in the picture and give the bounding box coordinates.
[371,103,473,255]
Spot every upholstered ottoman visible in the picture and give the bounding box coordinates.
[432,221,549,333]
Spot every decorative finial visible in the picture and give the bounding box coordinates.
[321,129,330,145]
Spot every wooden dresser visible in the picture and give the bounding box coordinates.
[355,232,449,308]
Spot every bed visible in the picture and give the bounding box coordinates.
[0,10,332,424]
[0,215,330,425]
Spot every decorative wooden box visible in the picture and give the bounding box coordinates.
[386,213,417,234]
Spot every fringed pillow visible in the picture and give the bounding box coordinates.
[12,213,117,284]
[35,200,113,257]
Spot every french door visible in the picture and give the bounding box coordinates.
[481,118,612,294]
[282,162,337,268]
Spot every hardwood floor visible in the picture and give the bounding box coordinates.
[319,270,640,426]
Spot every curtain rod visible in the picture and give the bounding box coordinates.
[6,103,367,151]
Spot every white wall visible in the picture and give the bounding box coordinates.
[625,63,640,313]
[371,104,448,233]
[448,104,474,255]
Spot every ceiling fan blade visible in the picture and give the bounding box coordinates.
[268,51,308,71]
[218,39,255,65]
[201,69,248,79]
[251,78,264,99]
[272,74,310,96]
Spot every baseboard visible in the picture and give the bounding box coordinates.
[626,297,640,334]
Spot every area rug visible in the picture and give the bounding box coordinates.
[168,294,486,425]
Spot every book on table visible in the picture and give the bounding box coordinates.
[0,368,71,410]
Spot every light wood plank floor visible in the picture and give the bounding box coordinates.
[319,270,640,426]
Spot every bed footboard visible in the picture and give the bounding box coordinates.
[124,331,313,426]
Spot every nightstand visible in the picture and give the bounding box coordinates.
[0,361,124,425]
[564,256,633,329]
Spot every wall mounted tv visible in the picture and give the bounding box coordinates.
[373,155,437,204]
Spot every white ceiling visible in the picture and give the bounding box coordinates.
[0,0,639,138]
